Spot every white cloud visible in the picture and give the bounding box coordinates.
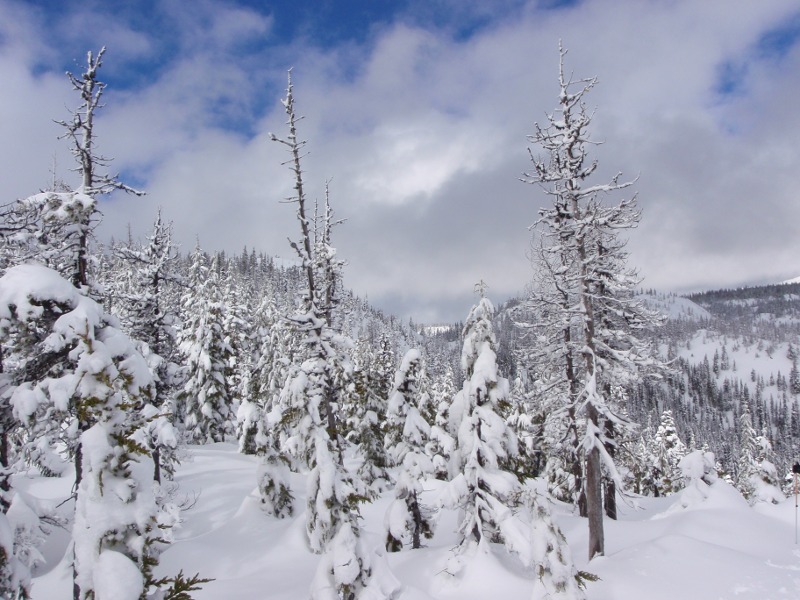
[2,0,800,322]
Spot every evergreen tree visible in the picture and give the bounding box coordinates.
[238,294,279,455]
[735,402,784,504]
[54,47,143,289]
[628,425,658,496]
[268,72,396,599]
[651,410,687,496]
[788,344,800,396]
[348,340,391,491]
[522,44,659,558]
[445,290,521,557]
[528,484,589,600]
[384,350,435,551]
[114,211,181,482]
[0,264,184,599]
[428,367,457,481]
[177,249,234,443]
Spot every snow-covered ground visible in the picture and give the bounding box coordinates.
[639,293,712,322]
[23,443,800,599]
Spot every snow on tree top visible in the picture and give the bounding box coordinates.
[0,263,90,323]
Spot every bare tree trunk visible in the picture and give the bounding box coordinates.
[585,404,604,560]
[73,439,82,600]
[562,296,585,516]
[153,446,162,484]
[410,492,422,549]
[74,441,83,488]
[604,419,617,519]
[569,406,587,518]
[0,350,9,506]
[604,478,617,520]
[586,445,604,559]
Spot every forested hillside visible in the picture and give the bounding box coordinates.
[492,286,800,497]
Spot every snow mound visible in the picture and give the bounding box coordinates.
[27,443,800,600]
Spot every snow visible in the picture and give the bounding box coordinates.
[638,292,712,321]
[93,550,143,600]
[21,443,800,599]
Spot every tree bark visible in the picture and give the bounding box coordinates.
[604,478,617,520]
[410,492,422,549]
[604,419,617,519]
[153,446,162,484]
[586,443,604,560]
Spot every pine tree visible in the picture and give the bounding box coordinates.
[268,72,396,599]
[177,249,234,443]
[522,43,660,558]
[0,47,208,598]
[651,410,687,496]
[222,280,250,426]
[54,47,144,289]
[428,367,457,481]
[445,289,521,557]
[527,484,589,600]
[622,416,661,496]
[384,350,435,551]
[348,340,391,491]
[238,294,279,455]
[253,307,301,518]
[788,344,800,396]
[736,402,784,504]
[0,264,184,599]
[114,211,180,482]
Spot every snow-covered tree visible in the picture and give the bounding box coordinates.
[177,249,234,443]
[0,469,42,600]
[789,344,800,396]
[651,410,687,496]
[221,281,250,423]
[505,373,545,483]
[384,350,435,551]
[251,302,299,519]
[55,46,143,289]
[238,294,279,455]
[385,350,427,463]
[736,402,784,504]
[445,290,521,557]
[428,367,457,481]
[348,340,390,491]
[2,47,143,294]
[624,420,658,496]
[522,44,660,558]
[115,211,181,481]
[0,264,184,599]
[527,483,589,600]
[673,449,719,509]
[268,72,395,599]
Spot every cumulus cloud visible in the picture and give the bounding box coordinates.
[1,0,799,322]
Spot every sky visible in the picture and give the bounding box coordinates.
[2,0,800,324]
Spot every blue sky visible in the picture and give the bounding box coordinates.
[2,0,800,322]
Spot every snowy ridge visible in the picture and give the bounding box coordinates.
[637,292,712,322]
